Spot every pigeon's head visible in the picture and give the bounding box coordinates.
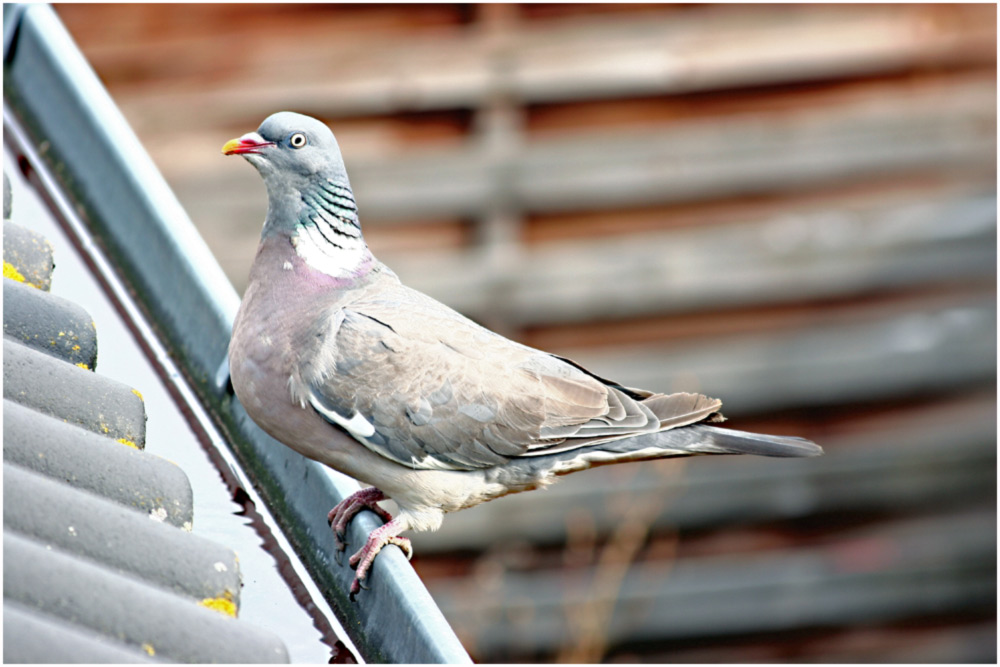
[223,112,350,191]
[225,112,372,275]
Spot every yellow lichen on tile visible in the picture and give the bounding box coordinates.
[131,388,145,401]
[76,362,90,370]
[116,437,139,450]
[199,593,238,618]
[4,260,26,283]
[142,643,155,657]
[72,344,81,352]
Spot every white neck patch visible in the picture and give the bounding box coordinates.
[292,222,369,279]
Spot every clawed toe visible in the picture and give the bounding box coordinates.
[348,572,370,601]
[327,487,391,537]
[329,490,416,600]
[342,517,415,599]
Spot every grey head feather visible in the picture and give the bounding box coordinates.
[234,112,357,237]
[251,113,351,192]
[228,111,373,280]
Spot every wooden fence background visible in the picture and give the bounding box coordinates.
[57,4,996,663]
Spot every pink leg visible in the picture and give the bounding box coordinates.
[347,517,412,600]
[327,487,392,559]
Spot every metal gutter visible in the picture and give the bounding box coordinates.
[3,4,471,663]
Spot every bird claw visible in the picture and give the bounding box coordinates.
[327,488,415,600]
[327,487,391,540]
[348,571,371,602]
[348,577,368,602]
[343,521,413,600]
[332,527,349,565]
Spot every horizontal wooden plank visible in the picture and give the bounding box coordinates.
[580,297,995,416]
[381,190,996,325]
[338,77,995,219]
[641,620,998,664]
[516,281,996,354]
[64,4,994,129]
[409,392,996,553]
[426,510,995,657]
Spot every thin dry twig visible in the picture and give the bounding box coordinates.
[556,460,686,663]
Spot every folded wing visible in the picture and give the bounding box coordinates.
[296,283,724,471]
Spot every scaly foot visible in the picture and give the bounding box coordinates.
[327,487,392,563]
[347,518,413,600]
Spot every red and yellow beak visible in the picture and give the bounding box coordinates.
[222,132,275,156]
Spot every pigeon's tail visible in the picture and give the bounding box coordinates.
[675,425,822,458]
[540,423,821,478]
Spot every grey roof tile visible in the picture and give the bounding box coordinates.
[4,463,238,601]
[2,219,53,290]
[5,532,288,663]
[3,196,290,662]
[4,398,194,528]
[3,336,146,447]
[4,276,97,367]
[4,601,157,664]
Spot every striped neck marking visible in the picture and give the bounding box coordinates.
[292,179,371,278]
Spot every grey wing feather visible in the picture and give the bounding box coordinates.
[297,286,540,470]
[298,281,725,471]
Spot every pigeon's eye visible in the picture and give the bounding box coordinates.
[289,133,307,149]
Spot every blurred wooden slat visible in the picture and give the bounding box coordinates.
[387,191,995,324]
[335,75,995,220]
[634,620,999,664]
[59,5,995,131]
[587,298,995,414]
[172,73,994,296]
[428,509,995,658]
[519,282,995,352]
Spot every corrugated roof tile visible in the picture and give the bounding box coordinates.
[3,192,290,663]
[4,398,194,527]
[2,219,53,290]
[4,601,157,664]
[3,337,146,445]
[4,277,98,367]
[5,532,287,663]
[4,464,238,601]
